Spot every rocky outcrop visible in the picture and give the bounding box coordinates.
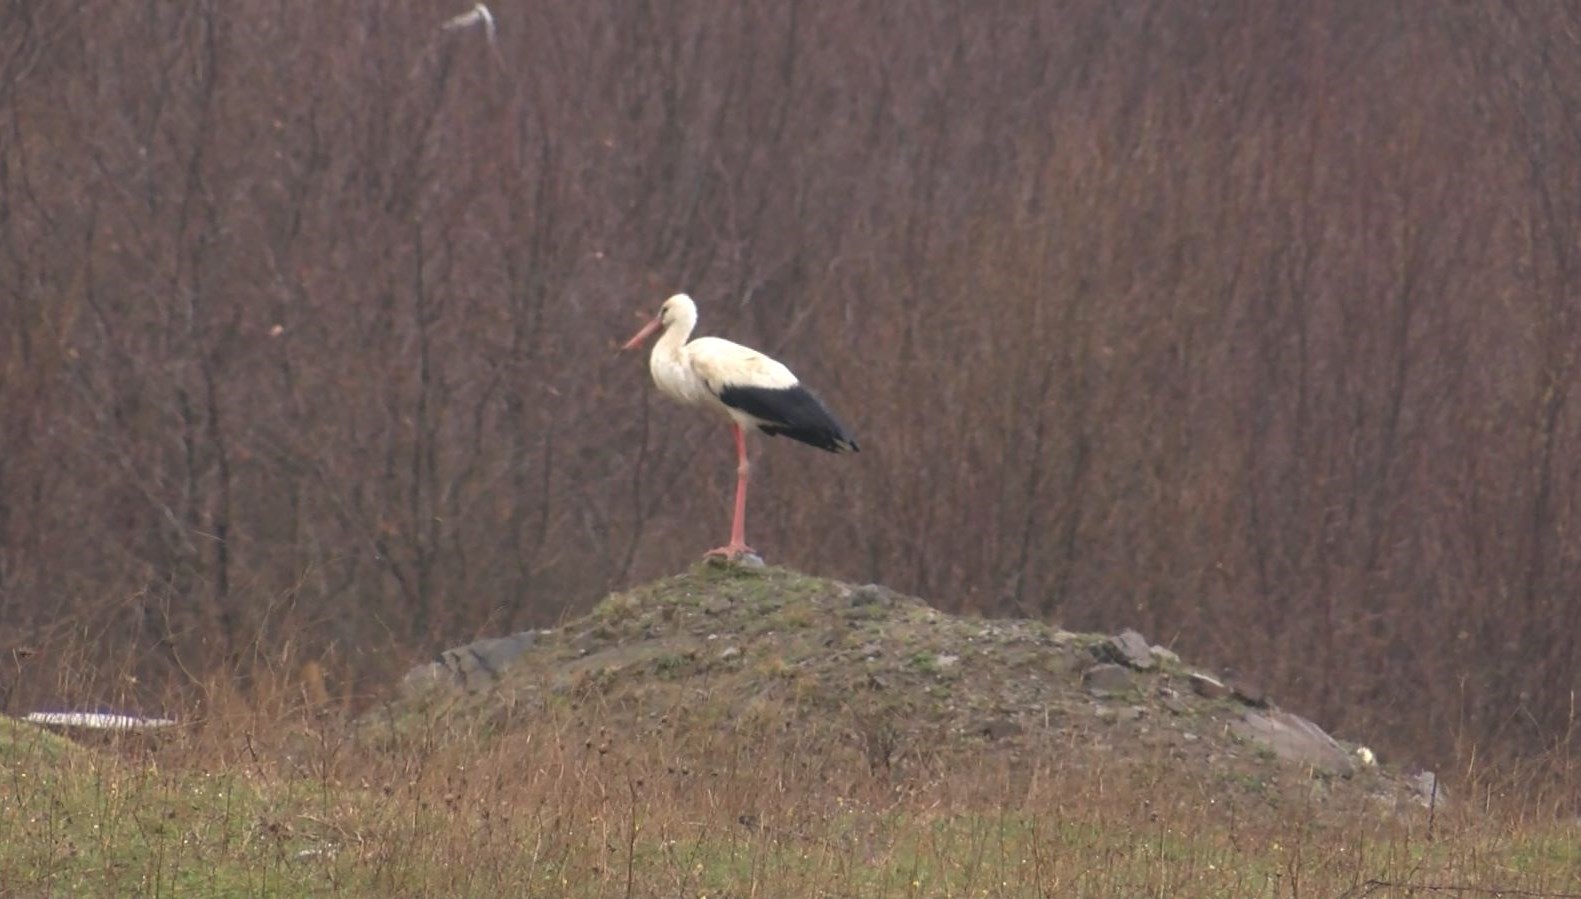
[1082,663,1134,696]
[1102,629,1157,670]
[1230,709,1356,776]
[399,630,548,696]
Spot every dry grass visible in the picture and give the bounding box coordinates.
[3,703,1579,899]
[5,566,1579,897]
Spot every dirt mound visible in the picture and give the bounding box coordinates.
[363,563,1439,814]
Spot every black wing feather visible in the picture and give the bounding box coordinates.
[717,385,859,453]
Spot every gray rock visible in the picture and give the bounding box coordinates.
[849,584,890,607]
[1151,645,1180,665]
[1408,771,1449,809]
[1228,676,1268,707]
[1188,672,1231,700]
[1082,663,1134,696]
[400,630,543,697]
[398,661,449,696]
[707,552,765,569]
[719,646,742,661]
[1230,710,1356,776]
[1107,629,1156,670]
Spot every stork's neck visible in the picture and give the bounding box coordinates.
[652,313,695,364]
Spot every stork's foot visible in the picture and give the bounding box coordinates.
[704,543,762,566]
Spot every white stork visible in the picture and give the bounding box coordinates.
[621,293,858,561]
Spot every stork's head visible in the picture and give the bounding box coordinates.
[621,293,697,351]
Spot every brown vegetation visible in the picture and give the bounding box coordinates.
[7,708,1581,898]
[6,566,1580,897]
[4,1,1581,771]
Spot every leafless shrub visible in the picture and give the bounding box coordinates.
[2,1,1580,767]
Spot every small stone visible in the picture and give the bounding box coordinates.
[1189,672,1231,700]
[935,654,960,669]
[719,646,741,661]
[859,642,882,658]
[1158,688,1190,715]
[849,584,888,607]
[1107,629,1156,670]
[1083,663,1134,696]
[1151,645,1180,665]
[707,552,765,569]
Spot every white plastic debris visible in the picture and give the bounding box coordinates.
[23,711,176,731]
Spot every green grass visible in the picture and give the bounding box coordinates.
[0,719,332,896]
[3,713,1580,899]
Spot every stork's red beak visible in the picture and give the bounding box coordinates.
[621,316,662,351]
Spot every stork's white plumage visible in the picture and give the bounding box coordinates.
[621,294,858,560]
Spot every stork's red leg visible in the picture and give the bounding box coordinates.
[705,423,756,560]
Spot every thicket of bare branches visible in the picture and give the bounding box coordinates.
[4,1,1580,766]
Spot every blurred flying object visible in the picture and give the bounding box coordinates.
[620,293,858,561]
[23,710,177,731]
[441,2,496,44]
